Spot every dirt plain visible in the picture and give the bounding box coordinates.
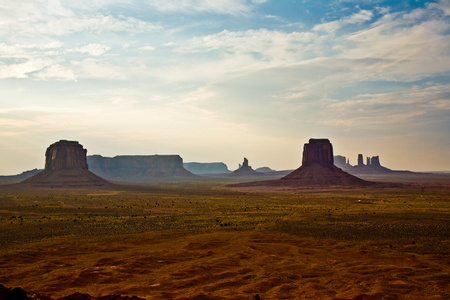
[0,179,449,299]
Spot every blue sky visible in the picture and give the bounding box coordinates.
[1,0,449,174]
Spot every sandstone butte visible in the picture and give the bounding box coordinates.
[229,138,372,188]
[22,140,111,188]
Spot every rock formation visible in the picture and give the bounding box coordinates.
[334,155,347,167]
[229,157,263,177]
[370,156,381,167]
[334,154,393,175]
[301,139,334,167]
[22,140,110,188]
[279,139,369,186]
[87,155,196,182]
[242,157,249,168]
[229,139,371,188]
[357,154,364,166]
[183,162,231,174]
[255,166,275,173]
[45,140,88,171]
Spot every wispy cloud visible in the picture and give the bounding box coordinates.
[75,43,112,56]
[0,1,160,41]
[429,0,450,16]
[34,64,77,81]
[0,58,54,79]
[325,85,450,129]
[140,0,265,15]
[313,10,373,33]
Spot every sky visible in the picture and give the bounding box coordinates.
[1,0,449,175]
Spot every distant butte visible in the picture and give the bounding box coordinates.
[22,140,111,188]
[229,157,263,177]
[228,139,372,188]
[280,139,370,186]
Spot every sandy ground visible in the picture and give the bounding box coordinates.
[1,230,449,300]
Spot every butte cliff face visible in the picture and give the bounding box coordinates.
[301,138,334,167]
[23,140,110,188]
[45,140,88,171]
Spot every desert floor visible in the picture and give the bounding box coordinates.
[0,181,449,299]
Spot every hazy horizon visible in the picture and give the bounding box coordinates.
[1,0,449,175]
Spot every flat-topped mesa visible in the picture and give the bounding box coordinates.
[86,155,196,182]
[301,138,334,168]
[45,140,88,171]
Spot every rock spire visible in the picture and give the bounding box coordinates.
[229,157,262,177]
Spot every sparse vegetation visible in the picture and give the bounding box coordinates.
[1,184,449,247]
[0,182,449,299]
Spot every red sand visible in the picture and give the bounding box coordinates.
[1,231,449,299]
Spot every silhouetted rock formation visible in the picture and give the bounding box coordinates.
[357,154,364,167]
[183,162,231,174]
[22,140,110,188]
[87,155,196,182]
[229,139,371,188]
[229,157,263,177]
[301,138,333,167]
[242,157,249,167]
[334,155,347,167]
[334,154,395,175]
[370,156,381,167]
[280,139,369,186]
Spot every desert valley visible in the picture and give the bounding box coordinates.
[0,139,449,300]
[2,1,450,299]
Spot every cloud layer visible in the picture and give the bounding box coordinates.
[0,0,449,173]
